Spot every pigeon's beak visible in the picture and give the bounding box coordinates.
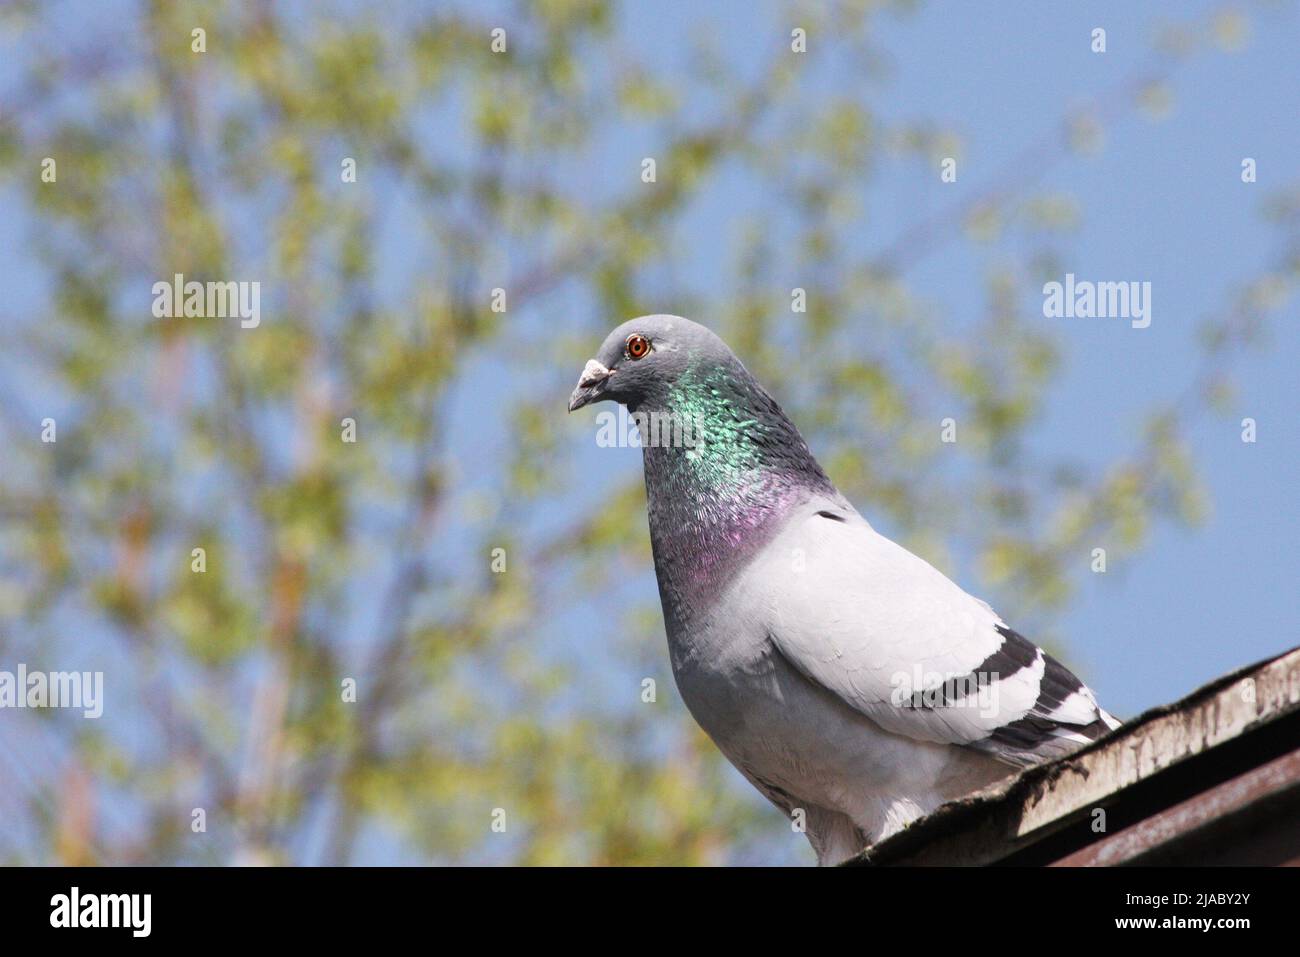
[567,359,614,412]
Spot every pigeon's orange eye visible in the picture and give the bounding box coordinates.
[625,334,651,360]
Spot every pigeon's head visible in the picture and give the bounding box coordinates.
[567,314,730,413]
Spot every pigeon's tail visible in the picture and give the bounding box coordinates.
[971,714,1117,768]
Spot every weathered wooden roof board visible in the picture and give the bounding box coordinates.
[851,647,1300,866]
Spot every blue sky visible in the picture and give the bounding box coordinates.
[560,0,1300,716]
[854,1,1299,714]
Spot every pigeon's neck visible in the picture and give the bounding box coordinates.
[638,364,834,635]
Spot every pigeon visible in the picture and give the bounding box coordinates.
[568,314,1121,865]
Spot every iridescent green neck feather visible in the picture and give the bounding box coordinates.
[640,360,836,635]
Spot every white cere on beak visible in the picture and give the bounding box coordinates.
[578,359,613,387]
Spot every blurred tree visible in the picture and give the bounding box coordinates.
[0,0,1294,865]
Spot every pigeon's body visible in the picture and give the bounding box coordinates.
[657,497,1013,864]
[569,315,1121,864]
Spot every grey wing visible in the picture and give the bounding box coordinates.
[759,504,1121,767]
[958,622,1121,766]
